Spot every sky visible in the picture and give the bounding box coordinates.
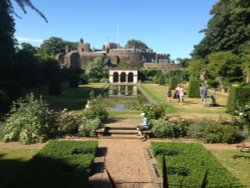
[13,0,218,60]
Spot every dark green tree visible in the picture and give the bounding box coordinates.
[192,0,250,59]
[125,39,149,51]
[0,0,15,81]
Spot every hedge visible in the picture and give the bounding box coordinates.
[169,77,179,90]
[151,142,243,188]
[187,80,200,98]
[7,140,97,188]
[226,86,250,114]
[48,78,61,95]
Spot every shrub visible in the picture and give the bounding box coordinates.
[80,74,89,84]
[158,73,166,85]
[169,77,179,90]
[150,118,187,138]
[203,124,238,143]
[78,118,101,137]
[0,81,21,102]
[100,77,108,83]
[139,69,161,82]
[56,109,83,135]
[48,78,61,95]
[84,96,109,122]
[187,80,200,98]
[69,74,80,88]
[226,86,250,114]
[3,93,50,144]
[138,104,166,120]
[206,79,219,88]
[0,90,9,113]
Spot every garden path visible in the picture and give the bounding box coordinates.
[88,119,158,188]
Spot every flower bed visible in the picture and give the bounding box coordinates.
[151,142,243,187]
[7,140,97,187]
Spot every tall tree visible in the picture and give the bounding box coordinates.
[125,39,149,51]
[0,0,16,80]
[192,0,250,59]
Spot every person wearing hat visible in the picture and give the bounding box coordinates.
[136,112,148,140]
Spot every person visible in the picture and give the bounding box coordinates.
[210,89,218,107]
[167,89,172,103]
[201,85,208,105]
[173,85,180,103]
[85,100,91,110]
[179,85,184,104]
[136,112,148,140]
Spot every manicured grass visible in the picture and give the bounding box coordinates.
[7,140,98,188]
[151,142,243,187]
[0,148,39,188]
[25,83,107,111]
[141,83,231,119]
[210,150,250,187]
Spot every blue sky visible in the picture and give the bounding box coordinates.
[13,0,218,60]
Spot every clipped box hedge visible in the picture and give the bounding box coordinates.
[226,86,250,114]
[187,80,200,98]
[8,140,98,188]
[169,77,179,90]
[151,142,243,188]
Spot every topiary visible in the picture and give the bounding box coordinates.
[226,86,250,114]
[158,74,166,85]
[187,80,200,98]
[69,74,80,88]
[169,77,179,90]
[48,78,61,95]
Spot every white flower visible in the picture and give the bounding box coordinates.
[239,112,243,116]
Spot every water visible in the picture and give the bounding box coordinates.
[103,85,147,111]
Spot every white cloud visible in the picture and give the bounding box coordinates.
[16,36,44,43]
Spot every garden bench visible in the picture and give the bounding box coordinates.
[143,130,152,139]
[96,128,106,138]
[236,142,250,152]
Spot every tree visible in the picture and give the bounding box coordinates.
[0,0,16,81]
[125,39,149,51]
[20,42,37,54]
[206,51,242,82]
[85,57,109,82]
[192,0,250,58]
[38,37,77,56]
[176,58,190,68]
[7,0,47,22]
[188,59,205,79]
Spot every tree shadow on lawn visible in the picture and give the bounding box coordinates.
[0,156,29,188]
[3,155,92,188]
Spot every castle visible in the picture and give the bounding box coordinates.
[56,39,180,71]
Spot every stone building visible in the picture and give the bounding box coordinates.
[57,38,175,70]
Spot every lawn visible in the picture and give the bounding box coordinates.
[210,149,250,187]
[25,83,107,112]
[0,147,39,187]
[141,83,232,119]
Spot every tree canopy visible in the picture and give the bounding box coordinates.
[125,39,149,51]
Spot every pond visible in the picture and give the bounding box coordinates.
[103,85,148,111]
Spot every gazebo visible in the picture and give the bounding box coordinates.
[109,69,138,84]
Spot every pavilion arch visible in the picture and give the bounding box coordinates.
[120,72,126,82]
[113,72,119,83]
[128,72,134,83]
